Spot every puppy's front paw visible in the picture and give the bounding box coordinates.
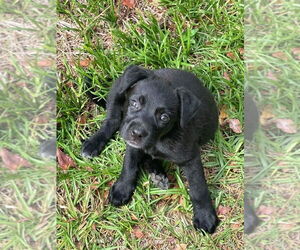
[81,139,102,158]
[193,208,219,234]
[109,182,135,207]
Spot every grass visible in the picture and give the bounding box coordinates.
[56,0,244,249]
[0,0,56,249]
[245,0,300,249]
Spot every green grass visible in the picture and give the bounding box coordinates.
[57,0,244,249]
[0,0,56,249]
[245,0,300,249]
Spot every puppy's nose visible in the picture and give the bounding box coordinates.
[130,125,148,140]
[131,128,143,138]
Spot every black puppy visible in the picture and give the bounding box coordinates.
[81,65,219,234]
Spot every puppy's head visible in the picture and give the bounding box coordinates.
[119,65,201,150]
[119,66,178,149]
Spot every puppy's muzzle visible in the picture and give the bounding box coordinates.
[126,122,148,148]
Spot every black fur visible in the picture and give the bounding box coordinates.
[81,65,219,234]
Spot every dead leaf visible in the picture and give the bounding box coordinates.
[238,48,244,55]
[217,205,231,215]
[131,214,139,221]
[274,118,297,134]
[66,81,74,88]
[37,59,53,67]
[107,180,114,187]
[92,223,97,230]
[228,119,242,133]
[132,226,144,239]
[266,71,278,81]
[260,106,275,126]
[91,181,99,190]
[77,113,87,124]
[0,148,32,171]
[257,205,277,215]
[102,190,109,202]
[226,52,236,59]
[223,71,230,81]
[291,47,300,59]
[34,114,49,124]
[79,59,91,67]
[231,223,241,229]
[56,148,76,171]
[85,166,93,171]
[272,51,289,60]
[219,105,228,126]
[279,223,295,230]
[205,40,213,46]
[122,0,136,8]
[174,244,187,250]
[16,82,28,88]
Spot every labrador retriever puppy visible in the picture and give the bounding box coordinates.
[81,65,219,233]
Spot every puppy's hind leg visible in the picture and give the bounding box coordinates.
[144,157,169,190]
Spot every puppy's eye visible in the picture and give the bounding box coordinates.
[160,113,170,122]
[129,100,140,110]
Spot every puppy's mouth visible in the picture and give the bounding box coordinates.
[121,121,149,149]
[125,139,143,149]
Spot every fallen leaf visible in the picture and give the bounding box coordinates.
[102,190,109,202]
[205,40,213,46]
[77,113,87,124]
[274,118,297,133]
[79,59,91,67]
[91,181,99,190]
[0,148,32,171]
[217,205,231,215]
[122,0,135,8]
[219,105,228,126]
[66,81,74,88]
[131,214,139,221]
[257,205,276,215]
[16,82,28,88]
[223,71,230,81]
[56,148,76,170]
[34,114,49,124]
[132,226,144,239]
[174,244,187,250]
[272,51,288,60]
[238,48,244,55]
[226,51,236,59]
[37,59,53,67]
[266,71,278,81]
[231,223,241,229]
[228,118,242,133]
[85,166,93,171]
[179,196,185,205]
[260,106,275,126]
[291,47,300,59]
[107,180,114,187]
[279,223,295,230]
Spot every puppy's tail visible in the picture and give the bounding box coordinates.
[83,75,106,108]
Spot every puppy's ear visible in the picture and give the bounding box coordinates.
[176,87,202,128]
[119,65,150,95]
